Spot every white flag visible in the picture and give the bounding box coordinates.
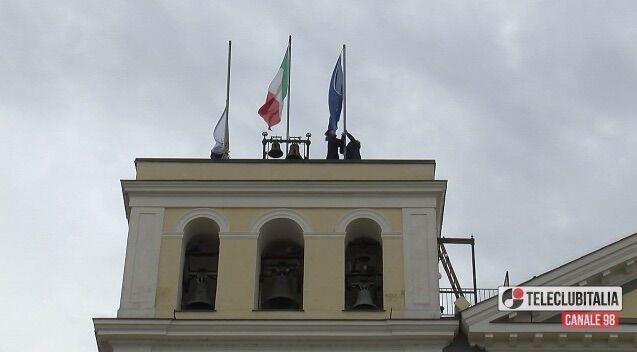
[212,107,228,156]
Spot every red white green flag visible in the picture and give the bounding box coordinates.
[258,47,289,130]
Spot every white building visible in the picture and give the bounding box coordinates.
[461,232,637,351]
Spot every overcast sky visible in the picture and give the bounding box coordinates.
[1,1,636,351]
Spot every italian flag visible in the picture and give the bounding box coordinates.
[258,47,289,130]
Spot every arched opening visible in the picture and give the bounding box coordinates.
[344,218,383,310]
[180,218,220,310]
[257,218,304,310]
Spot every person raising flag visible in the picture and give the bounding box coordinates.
[325,46,361,160]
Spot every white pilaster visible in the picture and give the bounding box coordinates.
[117,207,165,318]
[402,207,440,319]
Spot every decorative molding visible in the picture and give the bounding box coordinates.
[128,195,440,210]
[122,180,447,195]
[380,232,402,239]
[94,318,458,351]
[304,232,346,239]
[218,232,258,239]
[557,333,567,346]
[483,333,494,346]
[470,327,637,350]
[582,333,592,346]
[174,208,230,233]
[335,209,393,234]
[122,180,447,212]
[508,333,518,347]
[161,232,183,239]
[601,269,612,284]
[469,322,637,334]
[251,208,313,234]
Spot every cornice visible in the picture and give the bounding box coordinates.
[381,232,402,239]
[121,180,447,195]
[218,232,258,239]
[121,180,447,217]
[467,322,637,335]
[94,318,458,345]
[469,329,637,350]
[304,232,346,238]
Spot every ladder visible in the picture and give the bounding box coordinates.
[438,242,464,299]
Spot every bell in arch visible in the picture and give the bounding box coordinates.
[262,268,299,309]
[184,273,213,310]
[352,282,377,310]
[267,141,284,158]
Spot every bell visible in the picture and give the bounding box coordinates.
[352,284,377,310]
[184,273,213,310]
[262,272,299,309]
[267,141,284,158]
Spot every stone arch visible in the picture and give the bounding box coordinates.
[175,208,230,234]
[251,208,313,235]
[335,209,392,235]
[252,210,308,310]
[177,214,223,311]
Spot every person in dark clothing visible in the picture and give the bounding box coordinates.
[325,130,343,160]
[344,131,361,160]
[210,150,224,160]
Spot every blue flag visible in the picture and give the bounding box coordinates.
[327,55,343,132]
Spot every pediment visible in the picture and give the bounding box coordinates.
[461,233,637,350]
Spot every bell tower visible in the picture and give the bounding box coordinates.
[94,159,457,351]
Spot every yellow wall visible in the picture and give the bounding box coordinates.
[302,237,345,314]
[215,237,258,313]
[620,286,637,318]
[382,238,405,313]
[155,207,406,319]
[155,236,182,316]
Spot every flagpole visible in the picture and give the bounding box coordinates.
[286,35,292,151]
[224,40,231,159]
[342,44,347,152]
